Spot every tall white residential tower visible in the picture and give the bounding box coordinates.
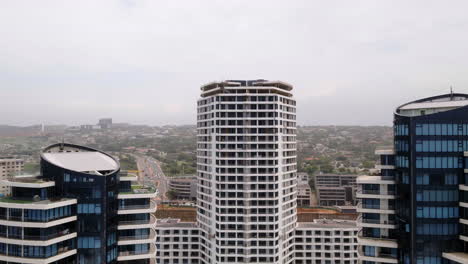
[196,80,297,264]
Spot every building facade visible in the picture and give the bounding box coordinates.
[295,219,358,264]
[315,174,357,206]
[0,157,24,196]
[357,93,468,264]
[196,80,297,264]
[155,219,200,264]
[356,149,398,264]
[168,176,197,201]
[297,183,313,207]
[0,143,156,263]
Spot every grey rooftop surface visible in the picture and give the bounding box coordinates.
[399,98,468,110]
[156,218,198,228]
[297,219,357,229]
[43,151,118,172]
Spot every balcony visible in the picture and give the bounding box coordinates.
[358,246,398,264]
[118,229,156,246]
[118,185,158,199]
[356,189,396,199]
[0,231,77,246]
[375,164,396,170]
[357,176,395,185]
[119,173,138,182]
[0,215,77,228]
[118,215,157,230]
[358,231,398,249]
[356,202,395,214]
[0,247,77,264]
[117,201,157,215]
[443,252,468,264]
[1,177,55,188]
[0,197,77,210]
[357,217,397,229]
[117,244,156,262]
[375,149,395,155]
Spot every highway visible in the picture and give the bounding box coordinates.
[135,155,169,202]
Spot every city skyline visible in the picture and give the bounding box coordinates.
[3,1,468,126]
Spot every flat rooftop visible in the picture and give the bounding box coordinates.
[297,219,357,229]
[42,143,118,175]
[156,218,198,228]
[43,152,118,172]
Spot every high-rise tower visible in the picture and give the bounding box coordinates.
[0,143,157,263]
[196,80,297,264]
[358,93,468,264]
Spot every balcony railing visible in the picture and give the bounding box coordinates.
[119,230,156,241]
[0,214,74,223]
[0,229,73,241]
[119,185,156,195]
[119,216,156,226]
[118,201,156,211]
[360,218,396,225]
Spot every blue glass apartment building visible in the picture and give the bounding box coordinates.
[0,143,157,264]
[358,93,468,264]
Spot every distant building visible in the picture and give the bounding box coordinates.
[98,118,113,129]
[297,183,313,207]
[80,124,94,131]
[168,176,197,200]
[0,157,23,196]
[297,172,310,184]
[315,174,357,206]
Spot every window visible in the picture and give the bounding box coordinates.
[78,237,101,249]
[395,124,409,136]
[415,157,461,168]
[416,206,458,218]
[77,204,102,214]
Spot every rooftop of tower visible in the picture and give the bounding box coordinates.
[396,93,468,117]
[200,79,293,97]
[41,143,119,176]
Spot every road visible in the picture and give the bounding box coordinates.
[134,155,169,202]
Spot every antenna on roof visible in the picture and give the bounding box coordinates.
[450,86,454,101]
[60,138,65,151]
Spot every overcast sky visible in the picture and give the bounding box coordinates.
[1,0,468,126]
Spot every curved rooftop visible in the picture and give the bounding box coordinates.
[396,93,468,117]
[41,143,119,176]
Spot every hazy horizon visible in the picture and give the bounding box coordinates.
[2,1,468,126]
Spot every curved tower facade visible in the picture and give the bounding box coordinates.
[0,143,157,264]
[394,94,468,264]
[196,80,297,264]
[358,93,468,264]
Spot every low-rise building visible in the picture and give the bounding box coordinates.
[297,172,310,184]
[168,176,197,200]
[155,218,200,264]
[0,157,24,196]
[315,174,358,206]
[297,183,313,207]
[155,217,359,264]
[295,219,359,264]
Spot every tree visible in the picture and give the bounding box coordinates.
[166,189,178,200]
